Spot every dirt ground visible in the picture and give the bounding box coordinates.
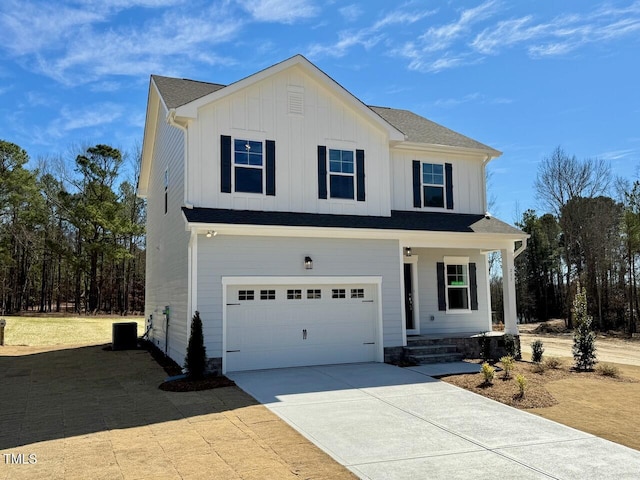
[0,344,356,480]
[444,321,640,452]
[519,319,640,366]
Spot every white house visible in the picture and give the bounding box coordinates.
[138,55,527,373]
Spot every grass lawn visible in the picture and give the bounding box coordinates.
[1,315,146,346]
[442,358,640,451]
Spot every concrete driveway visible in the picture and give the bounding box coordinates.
[229,363,640,480]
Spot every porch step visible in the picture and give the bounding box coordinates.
[406,337,455,347]
[406,352,464,364]
[403,344,458,356]
[403,337,464,365]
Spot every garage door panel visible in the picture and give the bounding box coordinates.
[226,282,378,371]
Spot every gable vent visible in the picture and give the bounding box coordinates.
[288,89,304,115]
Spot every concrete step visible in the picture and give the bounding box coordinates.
[403,344,458,356]
[406,337,453,347]
[406,352,465,364]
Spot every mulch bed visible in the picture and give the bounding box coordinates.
[138,339,236,392]
[441,360,635,409]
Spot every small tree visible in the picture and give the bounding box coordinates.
[572,284,597,371]
[531,340,544,363]
[184,311,207,379]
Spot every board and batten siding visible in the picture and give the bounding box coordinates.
[187,65,391,217]
[390,148,486,215]
[413,248,491,334]
[144,102,190,363]
[196,235,403,359]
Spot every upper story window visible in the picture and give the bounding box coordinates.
[422,163,444,208]
[329,149,355,199]
[220,135,276,196]
[234,139,263,194]
[317,146,365,202]
[412,160,453,210]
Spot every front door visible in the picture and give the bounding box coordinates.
[404,263,419,335]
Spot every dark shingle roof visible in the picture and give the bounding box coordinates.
[370,106,500,155]
[182,208,524,236]
[152,75,225,109]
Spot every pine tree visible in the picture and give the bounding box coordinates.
[184,311,207,379]
[572,283,597,371]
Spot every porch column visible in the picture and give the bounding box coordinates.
[501,248,518,334]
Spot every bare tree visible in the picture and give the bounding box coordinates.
[534,146,611,216]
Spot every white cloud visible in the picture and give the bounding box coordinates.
[307,7,435,59]
[471,3,640,58]
[433,92,512,108]
[598,149,638,161]
[236,0,319,24]
[339,4,362,22]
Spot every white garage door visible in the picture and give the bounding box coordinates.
[226,282,378,372]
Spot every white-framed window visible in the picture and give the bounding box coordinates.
[260,289,276,300]
[422,163,444,208]
[329,149,354,199]
[287,289,302,300]
[239,290,254,301]
[351,288,364,298]
[446,262,469,310]
[307,289,321,299]
[234,139,263,193]
[332,288,346,299]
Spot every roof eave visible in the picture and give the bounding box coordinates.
[138,79,165,198]
[393,141,502,158]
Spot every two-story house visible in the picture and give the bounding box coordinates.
[138,55,527,373]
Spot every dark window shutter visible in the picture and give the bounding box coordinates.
[437,262,446,311]
[356,149,365,202]
[469,262,478,310]
[318,145,327,199]
[412,160,421,207]
[445,162,454,210]
[265,140,276,196]
[221,135,232,193]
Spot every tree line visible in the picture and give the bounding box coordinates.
[514,146,639,334]
[0,140,145,315]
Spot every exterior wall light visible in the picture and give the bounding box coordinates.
[304,256,313,269]
[405,247,412,257]
[206,230,217,238]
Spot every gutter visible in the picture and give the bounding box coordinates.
[514,238,528,259]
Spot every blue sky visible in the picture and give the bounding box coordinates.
[1,0,639,220]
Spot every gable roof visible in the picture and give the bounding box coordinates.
[182,207,525,237]
[370,106,500,155]
[151,69,499,156]
[152,75,225,109]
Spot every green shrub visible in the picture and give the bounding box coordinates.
[544,357,563,369]
[596,363,620,378]
[516,374,527,398]
[500,355,515,379]
[503,334,521,360]
[184,311,207,379]
[481,362,495,385]
[572,284,597,371]
[531,339,544,363]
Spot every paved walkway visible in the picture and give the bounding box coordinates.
[230,363,640,480]
[0,345,355,480]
